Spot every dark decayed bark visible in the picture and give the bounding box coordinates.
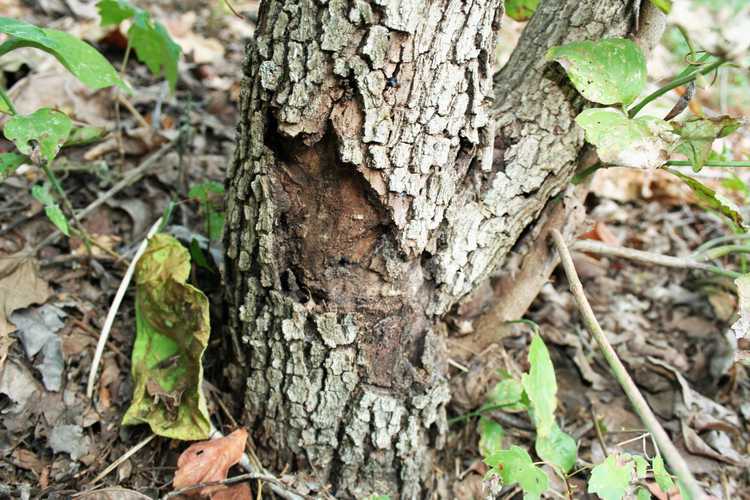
[224,0,643,497]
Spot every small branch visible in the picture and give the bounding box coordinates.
[666,160,750,168]
[551,229,706,500]
[571,239,742,278]
[33,142,174,253]
[85,218,162,399]
[84,434,157,487]
[162,472,309,500]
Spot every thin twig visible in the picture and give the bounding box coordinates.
[162,472,307,500]
[571,239,742,278]
[551,229,706,500]
[33,142,175,253]
[84,433,157,487]
[85,218,162,399]
[590,406,609,458]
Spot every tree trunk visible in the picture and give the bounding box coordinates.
[225,0,643,497]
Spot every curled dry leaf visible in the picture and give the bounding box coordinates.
[173,429,248,497]
[75,488,151,500]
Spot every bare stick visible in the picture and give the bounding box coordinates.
[34,142,174,253]
[85,218,162,399]
[162,471,312,500]
[85,433,157,487]
[572,239,741,279]
[552,230,706,500]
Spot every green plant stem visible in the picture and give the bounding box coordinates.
[0,86,17,115]
[692,233,750,256]
[552,229,707,500]
[698,244,750,261]
[571,239,742,278]
[448,402,519,425]
[628,58,726,118]
[666,160,750,167]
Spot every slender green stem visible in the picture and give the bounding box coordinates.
[697,244,750,261]
[0,86,17,115]
[448,402,519,425]
[692,233,750,256]
[666,160,750,167]
[628,58,726,118]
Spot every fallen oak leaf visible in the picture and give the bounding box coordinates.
[173,429,248,497]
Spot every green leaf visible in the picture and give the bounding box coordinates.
[486,378,526,411]
[546,37,647,106]
[478,417,504,458]
[485,446,549,500]
[633,455,648,479]
[188,180,225,200]
[666,168,745,230]
[576,108,675,169]
[31,184,69,236]
[64,125,108,147]
[96,0,137,26]
[128,11,181,93]
[652,455,675,494]
[0,17,53,44]
[0,20,126,91]
[122,233,212,440]
[4,108,73,163]
[0,152,29,180]
[535,423,577,473]
[521,333,557,436]
[635,486,652,500]
[649,0,672,14]
[673,116,742,172]
[207,210,225,241]
[505,0,539,21]
[588,453,634,500]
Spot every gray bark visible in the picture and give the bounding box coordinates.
[224,0,640,497]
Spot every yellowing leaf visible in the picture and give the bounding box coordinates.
[576,108,676,169]
[122,234,211,440]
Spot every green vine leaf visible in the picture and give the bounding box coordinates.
[633,455,648,479]
[672,116,742,172]
[0,18,126,91]
[666,168,745,230]
[485,377,527,411]
[535,423,577,473]
[652,455,675,494]
[123,233,212,440]
[129,11,181,93]
[189,181,225,241]
[0,152,29,181]
[521,333,557,436]
[478,417,504,458]
[485,446,549,500]
[588,453,634,500]
[547,37,646,106]
[31,184,69,236]
[4,108,73,164]
[649,0,672,14]
[97,0,137,26]
[576,108,676,169]
[505,0,539,21]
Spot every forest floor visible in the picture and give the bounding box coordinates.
[0,0,748,499]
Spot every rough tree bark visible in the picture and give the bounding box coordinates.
[224,0,646,497]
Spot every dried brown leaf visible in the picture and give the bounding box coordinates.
[173,429,248,496]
